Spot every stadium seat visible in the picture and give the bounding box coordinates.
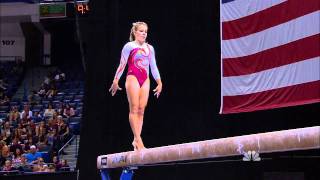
[69,121,81,135]
[69,117,81,123]
[0,105,9,112]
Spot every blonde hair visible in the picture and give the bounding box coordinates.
[129,22,148,41]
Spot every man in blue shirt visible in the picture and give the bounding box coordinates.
[25,145,42,164]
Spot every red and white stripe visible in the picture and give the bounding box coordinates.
[220,0,320,114]
[221,0,287,22]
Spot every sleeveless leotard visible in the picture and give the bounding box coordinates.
[114,41,160,87]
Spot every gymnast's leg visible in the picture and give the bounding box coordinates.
[126,75,142,150]
[136,78,150,149]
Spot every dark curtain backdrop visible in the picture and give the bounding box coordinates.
[78,0,320,179]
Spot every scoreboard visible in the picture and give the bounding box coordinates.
[39,0,90,19]
[40,2,66,19]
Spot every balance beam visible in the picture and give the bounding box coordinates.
[97,126,320,169]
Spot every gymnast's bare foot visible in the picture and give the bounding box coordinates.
[132,141,138,151]
[136,137,146,150]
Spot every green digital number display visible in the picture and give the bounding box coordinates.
[40,3,66,19]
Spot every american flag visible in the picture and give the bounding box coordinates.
[220,0,320,114]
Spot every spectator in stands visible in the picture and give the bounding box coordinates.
[0,140,5,151]
[1,160,16,171]
[20,113,31,128]
[9,138,22,153]
[47,164,56,172]
[59,159,70,171]
[46,84,57,98]
[28,90,41,105]
[52,111,58,122]
[58,120,70,145]
[51,128,62,154]
[19,127,28,143]
[11,148,23,166]
[8,117,18,130]
[56,115,64,126]
[23,137,35,153]
[20,105,33,120]
[33,157,47,172]
[0,95,10,106]
[16,155,32,172]
[28,120,36,134]
[1,122,12,144]
[15,123,23,138]
[36,121,47,138]
[44,104,56,119]
[63,104,75,118]
[8,106,20,123]
[37,135,50,152]
[54,69,66,82]
[25,145,42,164]
[11,129,21,140]
[56,103,65,116]
[52,155,61,171]
[47,128,57,147]
[0,145,12,166]
[38,84,47,97]
[32,111,43,123]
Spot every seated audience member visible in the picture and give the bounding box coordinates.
[58,120,70,145]
[47,163,56,172]
[38,84,47,97]
[24,145,42,164]
[1,160,16,171]
[16,155,32,172]
[54,69,66,82]
[56,103,64,116]
[9,138,23,153]
[36,121,47,137]
[20,105,33,120]
[59,159,70,171]
[19,127,28,142]
[20,113,31,128]
[0,95,9,106]
[46,84,57,98]
[33,157,48,172]
[8,106,20,122]
[11,129,21,140]
[32,111,43,123]
[11,148,23,166]
[47,128,57,147]
[47,118,58,132]
[0,145,12,167]
[28,90,41,105]
[52,156,61,171]
[63,104,75,118]
[23,137,35,152]
[44,104,56,119]
[1,122,12,144]
[36,135,50,152]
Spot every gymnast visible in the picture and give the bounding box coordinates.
[109,22,162,151]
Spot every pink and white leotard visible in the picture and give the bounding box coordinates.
[114,41,161,87]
